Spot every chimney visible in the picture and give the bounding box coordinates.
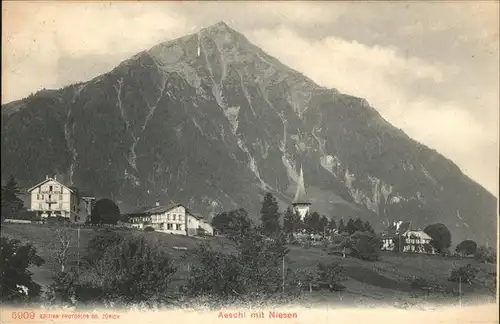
[46,175,49,180]
[155,201,160,207]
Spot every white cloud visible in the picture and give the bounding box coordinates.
[2,2,188,101]
[247,26,498,194]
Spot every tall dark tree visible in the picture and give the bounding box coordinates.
[90,198,121,225]
[424,223,452,253]
[283,207,302,236]
[346,218,356,235]
[456,240,477,256]
[304,212,321,234]
[353,217,364,233]
[349,232,382,261]
[319,216,329,236]
[362,221,375,234]
[338,219,346,233]
[260,192,281,237]
[212,208,253,240]
[1,176,25,220]
[212,211,232,234]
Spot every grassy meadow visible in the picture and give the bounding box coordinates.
[1,223,496,307]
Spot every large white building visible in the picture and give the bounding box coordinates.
[381,221,435,254]
[292,166,311,220]
[28,176,81,222]
[127,202,214,236]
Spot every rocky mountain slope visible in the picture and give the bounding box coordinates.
[2,22,497,244]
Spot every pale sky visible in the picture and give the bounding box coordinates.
[2,1,499,196]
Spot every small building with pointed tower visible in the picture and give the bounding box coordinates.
[292,166,311,220]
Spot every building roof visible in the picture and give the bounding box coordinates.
[405,230,432,240]
[129,203,183,215]
[382,221,411,237]
[126,202,208,222]
[188,212,204,220]
[293,166,311,205]
[27,177,74,193]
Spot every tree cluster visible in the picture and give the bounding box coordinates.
[211,208,252,239]
[46,231,178,306]
[1,176,25,222]
[423,223,452,254]
[89,198,121,225]
[0,237,45,303]
[185,221,294,301]
[455,240,477,256]
[474,245,496,264]
[337,217,375,235]
[449,264,479,285]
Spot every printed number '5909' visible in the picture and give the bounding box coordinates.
[12,312,36,320]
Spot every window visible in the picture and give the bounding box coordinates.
[172,214,177,221]
[176,224,182,230]
[167,224,173,230]
[49,194,52,200]
[49,185,53,191]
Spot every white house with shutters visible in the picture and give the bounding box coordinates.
[28,176,81,222]
[127,202,213,236]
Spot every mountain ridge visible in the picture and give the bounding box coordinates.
[1,21,496,245]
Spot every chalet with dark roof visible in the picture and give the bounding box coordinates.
[381,221,435,254]
[126,202,213,236]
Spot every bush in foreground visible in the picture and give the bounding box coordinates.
[185,230,296,300]
[449,264,479,285]
[316,262,346,291]
[47,233,178,306]
[0,237,45,303]
[475,245,496,264]
[349,231,381,261]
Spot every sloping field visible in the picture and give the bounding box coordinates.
[1,223,495,306]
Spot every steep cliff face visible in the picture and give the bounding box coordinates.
[1,22,496,244]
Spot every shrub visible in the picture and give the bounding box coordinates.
[45,270,79,305]
[409,276,434,290]
[408,276,444,295]
[84,230,125,266]
[424,223,452,253]
[185,230,292,300]
[449,264,479,285]
[422,243,435,254]
[455,240,477,256]
[144,226,155,232]
[297,269,319,292]
[59,235,178,306]
[185,244,242,297]
[349,232,381,261]
[316,262,346,291]
[0,237,45,303]
[475,246,496,264]
[91,199,121,225]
